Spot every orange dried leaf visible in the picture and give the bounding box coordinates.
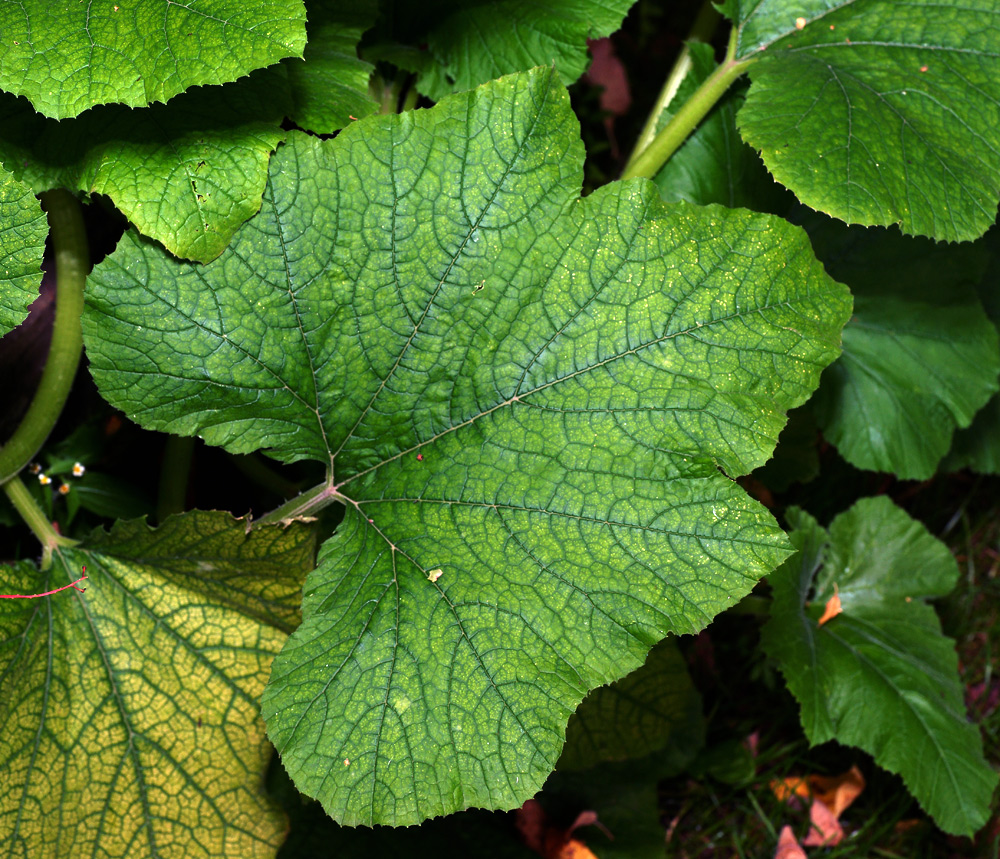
[516,799,604,859]
[555,839,600,859]
[802,797,843,846]
[774,825,808,859]
[808,765,865,816]
[817,583,842,625]
[770,776,811,804]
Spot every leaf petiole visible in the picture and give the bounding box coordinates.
[2,475,78,562]
[621,26,753,181]
[253,479,341,527]
[628,0,722,163]
[0,189,89,486]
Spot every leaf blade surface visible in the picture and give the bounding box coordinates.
[0,166,47,335]
[0,512,315,858]
[0,0,306,119]
[804,215,1000,477]
[84,67,851,824]
[0,71,288,263]
[730,0,1000,241]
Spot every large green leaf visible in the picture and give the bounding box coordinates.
[727,0,1000,242]
[0,512,315,858]
[416,0,636,101]
[0,0,306,119]
[761,498,998,836]
[0,70,288,263]
[945,231,1000,474]
[0,165,46,335]
[803,215,999,478]
[284,1,378,134]
[83,68,851,824]
[946,395,1000,474]
[557,638,704,772]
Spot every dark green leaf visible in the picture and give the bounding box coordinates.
[71,471,155,521]
[730,0,1000,241]
[653,42,789,213]
[417,0,636,100]
[945,230,1000,474]
[803,215,999,478]
[557,638,704,772]
[285,1,379,133]
[0,71,288,262]
[761,497,998,836]
[752,406,820,491]
[945,395,1000,474]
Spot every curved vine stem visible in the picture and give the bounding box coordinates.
[0,189,89,485]
[621,26,753,181]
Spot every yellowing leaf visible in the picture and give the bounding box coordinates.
[0,512,316,858]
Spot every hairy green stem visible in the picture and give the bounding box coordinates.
[254,480,340,527]
[621,28,753,181]
[156,434,195,522]
[0,190,89,485]
[3,476,77,561]
[629,0,722,164]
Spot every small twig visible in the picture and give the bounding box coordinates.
[0,565,87,598]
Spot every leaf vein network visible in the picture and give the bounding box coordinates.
[332,81,553,460]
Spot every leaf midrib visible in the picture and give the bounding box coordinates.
[335,300,817,491]
[330,80,554,466]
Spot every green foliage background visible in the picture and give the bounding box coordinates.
[0,0,997,855]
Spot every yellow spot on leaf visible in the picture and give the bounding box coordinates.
[795,16,807,29]
[428,568,443,583]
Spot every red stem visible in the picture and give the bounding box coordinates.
[0,566,87,598]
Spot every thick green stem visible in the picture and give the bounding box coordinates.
[629,0,722,163]
[156,434,195,522]
[227,451,302,499]
[0,190,89,485]
[621,28,753,181]
[400,83,419,113]
[3,476,77,562]
[253,480,341,527]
